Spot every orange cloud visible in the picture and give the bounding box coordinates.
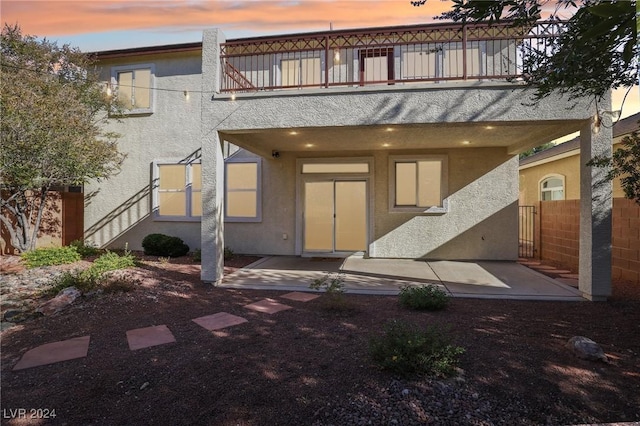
[2,0,454,37]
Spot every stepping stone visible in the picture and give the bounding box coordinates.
[280,292,320,302]
[14,336,90,370]
[192,312,248,331]
[560,273,579,280]
[126,325,176,351]
[539,269,573,278]
[244,298,293,315]
[530,265,557,270]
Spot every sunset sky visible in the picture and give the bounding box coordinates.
[3,0,455,51]
[2,0,638,118]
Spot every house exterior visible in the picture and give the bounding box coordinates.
[519,112,639,205]
[87,21,614,300]
[519,113,639,285]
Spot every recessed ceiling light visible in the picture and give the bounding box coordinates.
[305,143,314,148]
[462,140,471,145]
[289,131,298,135]
[484,126,495,130]
[382,143,391,147]
[385,127,394,132]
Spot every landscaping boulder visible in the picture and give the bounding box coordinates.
[566,336,608,362]
[36,287,81,316]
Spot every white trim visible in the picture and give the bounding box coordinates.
[152,159,201,222]
[388,155,449,214]
[224,157,262,223]
[539,174,566,202]
[110,63,156,115]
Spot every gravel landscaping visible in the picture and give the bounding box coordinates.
[1,254,639,425]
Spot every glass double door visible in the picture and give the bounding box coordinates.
[303,180,368,253]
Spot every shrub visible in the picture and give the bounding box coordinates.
[223,246,234,260]
[310,273,352,312]
[142,233,189,257]
[21,246,81,268]
[69,240,101,258]
[42,269,98,296]
[369,320,464,378]
[192,248,201,263]
[40,250,136,296]
[399,284,449,311]
[90,250,136,275]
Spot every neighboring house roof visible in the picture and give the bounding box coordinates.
[92,42,203,60]
[520,112,640,167]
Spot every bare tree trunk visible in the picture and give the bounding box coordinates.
[29,188,49,251]
[0,188,51,253]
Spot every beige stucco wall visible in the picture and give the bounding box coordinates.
[225,146,517,260]
[519,153,580,205]
[84,51,203,251]
[519,141,626,206]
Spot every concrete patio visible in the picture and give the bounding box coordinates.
[220,254,585,301]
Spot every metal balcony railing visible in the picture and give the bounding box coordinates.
[220,21,564,93]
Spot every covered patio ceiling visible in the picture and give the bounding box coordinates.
[220,120,585,158]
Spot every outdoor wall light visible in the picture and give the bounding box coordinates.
[272,150,280,158]
[230,92,236,101]
[183,90,189,100]
[105,83,112,97]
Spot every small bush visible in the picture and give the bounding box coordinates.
[22,246,81,268]
[40,250,136,296]
[90,250,136,275]
[310,273,352,312]
[69,240,101,258]
[42,269,98,296]
[142,233,189,257]
[223,246,234,260]
[192,249,201,263]
[399,284,449,311]
[369,320,464,378]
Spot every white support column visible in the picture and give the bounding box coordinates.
[200,29,226,284]
[200,132,225,284]
[578,119,613,301]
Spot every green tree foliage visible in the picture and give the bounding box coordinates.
[589,130,640,204]
[0,24,125,252]
[519,142,555,159]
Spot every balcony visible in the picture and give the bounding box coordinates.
[220,21,564,94]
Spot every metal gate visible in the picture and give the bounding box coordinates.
[518,205,536,258]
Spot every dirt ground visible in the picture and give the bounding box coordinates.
[1,255,639,425]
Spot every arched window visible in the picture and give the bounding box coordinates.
[540,175,565,201]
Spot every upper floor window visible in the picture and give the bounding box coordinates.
[540,175,564,201]
[153,161,200,221]
[111,64,154,114]
[225,159,262,222]
[389,155,448,213]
